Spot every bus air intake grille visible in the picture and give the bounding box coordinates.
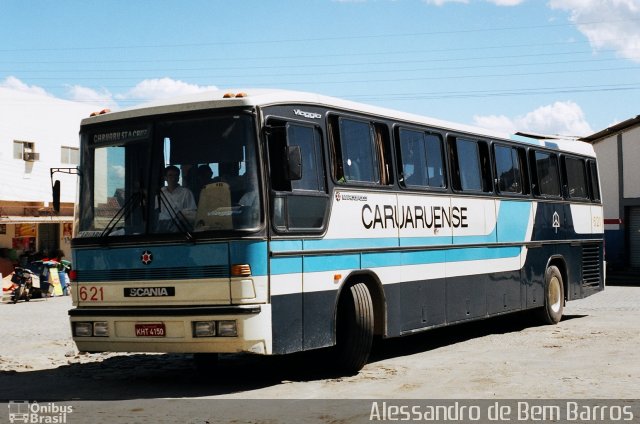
[581,243,601,287]
[76,266,229,282]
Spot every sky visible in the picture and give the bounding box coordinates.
[1,0,639,138]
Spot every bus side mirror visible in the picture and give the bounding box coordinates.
[285,145,302,181]
[52,180,61,213]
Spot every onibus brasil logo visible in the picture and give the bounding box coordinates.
[8,401,73,423]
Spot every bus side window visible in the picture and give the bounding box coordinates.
[531,150,561,197]
[450,137,492,193]
[331,116,391,185]
[268,120,328,232]
[397,128,445,189]
[588,160,601,202]
[563,156,588,199]
[494,144,524,194]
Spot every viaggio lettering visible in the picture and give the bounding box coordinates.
[362,204,468,230]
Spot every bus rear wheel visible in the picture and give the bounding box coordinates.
[537,265,564,325]
[334,282,374,374]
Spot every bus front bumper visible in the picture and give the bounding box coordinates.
[68,304,272,355]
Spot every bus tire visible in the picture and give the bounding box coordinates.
[538,265,564,325]
[334,282,374,374]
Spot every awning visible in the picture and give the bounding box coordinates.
[0,215,73,224]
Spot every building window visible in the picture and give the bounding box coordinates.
[61,146,80,164]
[14,140,36,160]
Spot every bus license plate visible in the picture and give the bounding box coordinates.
[135,323,166,337]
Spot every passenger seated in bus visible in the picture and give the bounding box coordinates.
[213,161,245,202]
[157,165,197,232]
[194,164,214,202]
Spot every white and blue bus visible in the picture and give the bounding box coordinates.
[65,89,604,373]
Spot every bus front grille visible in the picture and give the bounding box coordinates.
[77,265,229,282]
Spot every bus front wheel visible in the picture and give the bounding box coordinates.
[334,282,374,374]
[538,265,564,325]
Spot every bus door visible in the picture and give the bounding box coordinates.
[266,119,330,353]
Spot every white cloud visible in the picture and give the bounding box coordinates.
[549,0,640,62]
[473,101,594,137]
[0,76,51,97]
[111,165,125,179]
[66,85,117,109]
[118,78,218,101]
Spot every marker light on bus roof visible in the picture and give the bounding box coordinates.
[89,108,111,117]
[222,92,248,99]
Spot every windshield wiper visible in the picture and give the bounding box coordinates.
[100,192,143,238]
[157,189,194,241]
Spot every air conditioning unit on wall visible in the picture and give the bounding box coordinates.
[23,152,40,161]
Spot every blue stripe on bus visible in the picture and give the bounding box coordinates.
[74,240,269,277]
[270,240,303,252]
[303,237,399,250]
[496,200,531,242]
[270,256,303,275]
[446,246,521,262]
[399,236,453,247]
[270,246,521,274]
[304,254,361,273]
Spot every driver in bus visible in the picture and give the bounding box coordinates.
[157,165,197,232]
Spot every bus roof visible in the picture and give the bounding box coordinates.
[82,88,595,157]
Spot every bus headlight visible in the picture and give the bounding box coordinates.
[193,321,216,337]
[73,321,109,337]
[73,322,93,337]
[192,320,237,337]
[93,321,109,337]
[217,320,237,337]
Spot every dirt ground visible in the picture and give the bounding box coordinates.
[0,285,638,422]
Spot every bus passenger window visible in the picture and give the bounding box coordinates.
[398,128,445,188]
[494,144,523,194]
[533,151,561,197]
[328,117,390,186]
[588,160,601,201]
[564,157,588,199]
[455,139,482,191]
[336,118,379,184]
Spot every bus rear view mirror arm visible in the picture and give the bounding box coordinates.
[50,167,81,213]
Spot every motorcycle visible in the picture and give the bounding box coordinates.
[10,267,36,304]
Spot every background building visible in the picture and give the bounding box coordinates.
[583,116,640,272]
[0,86,98,266]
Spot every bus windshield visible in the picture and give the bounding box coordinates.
[77,113,261,238]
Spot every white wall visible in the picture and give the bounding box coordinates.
[622,126,640,199]
[0,87,99,204]
[593,134,619,220]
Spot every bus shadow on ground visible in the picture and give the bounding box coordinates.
[369,310,587,363]
[0,311,587,402]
